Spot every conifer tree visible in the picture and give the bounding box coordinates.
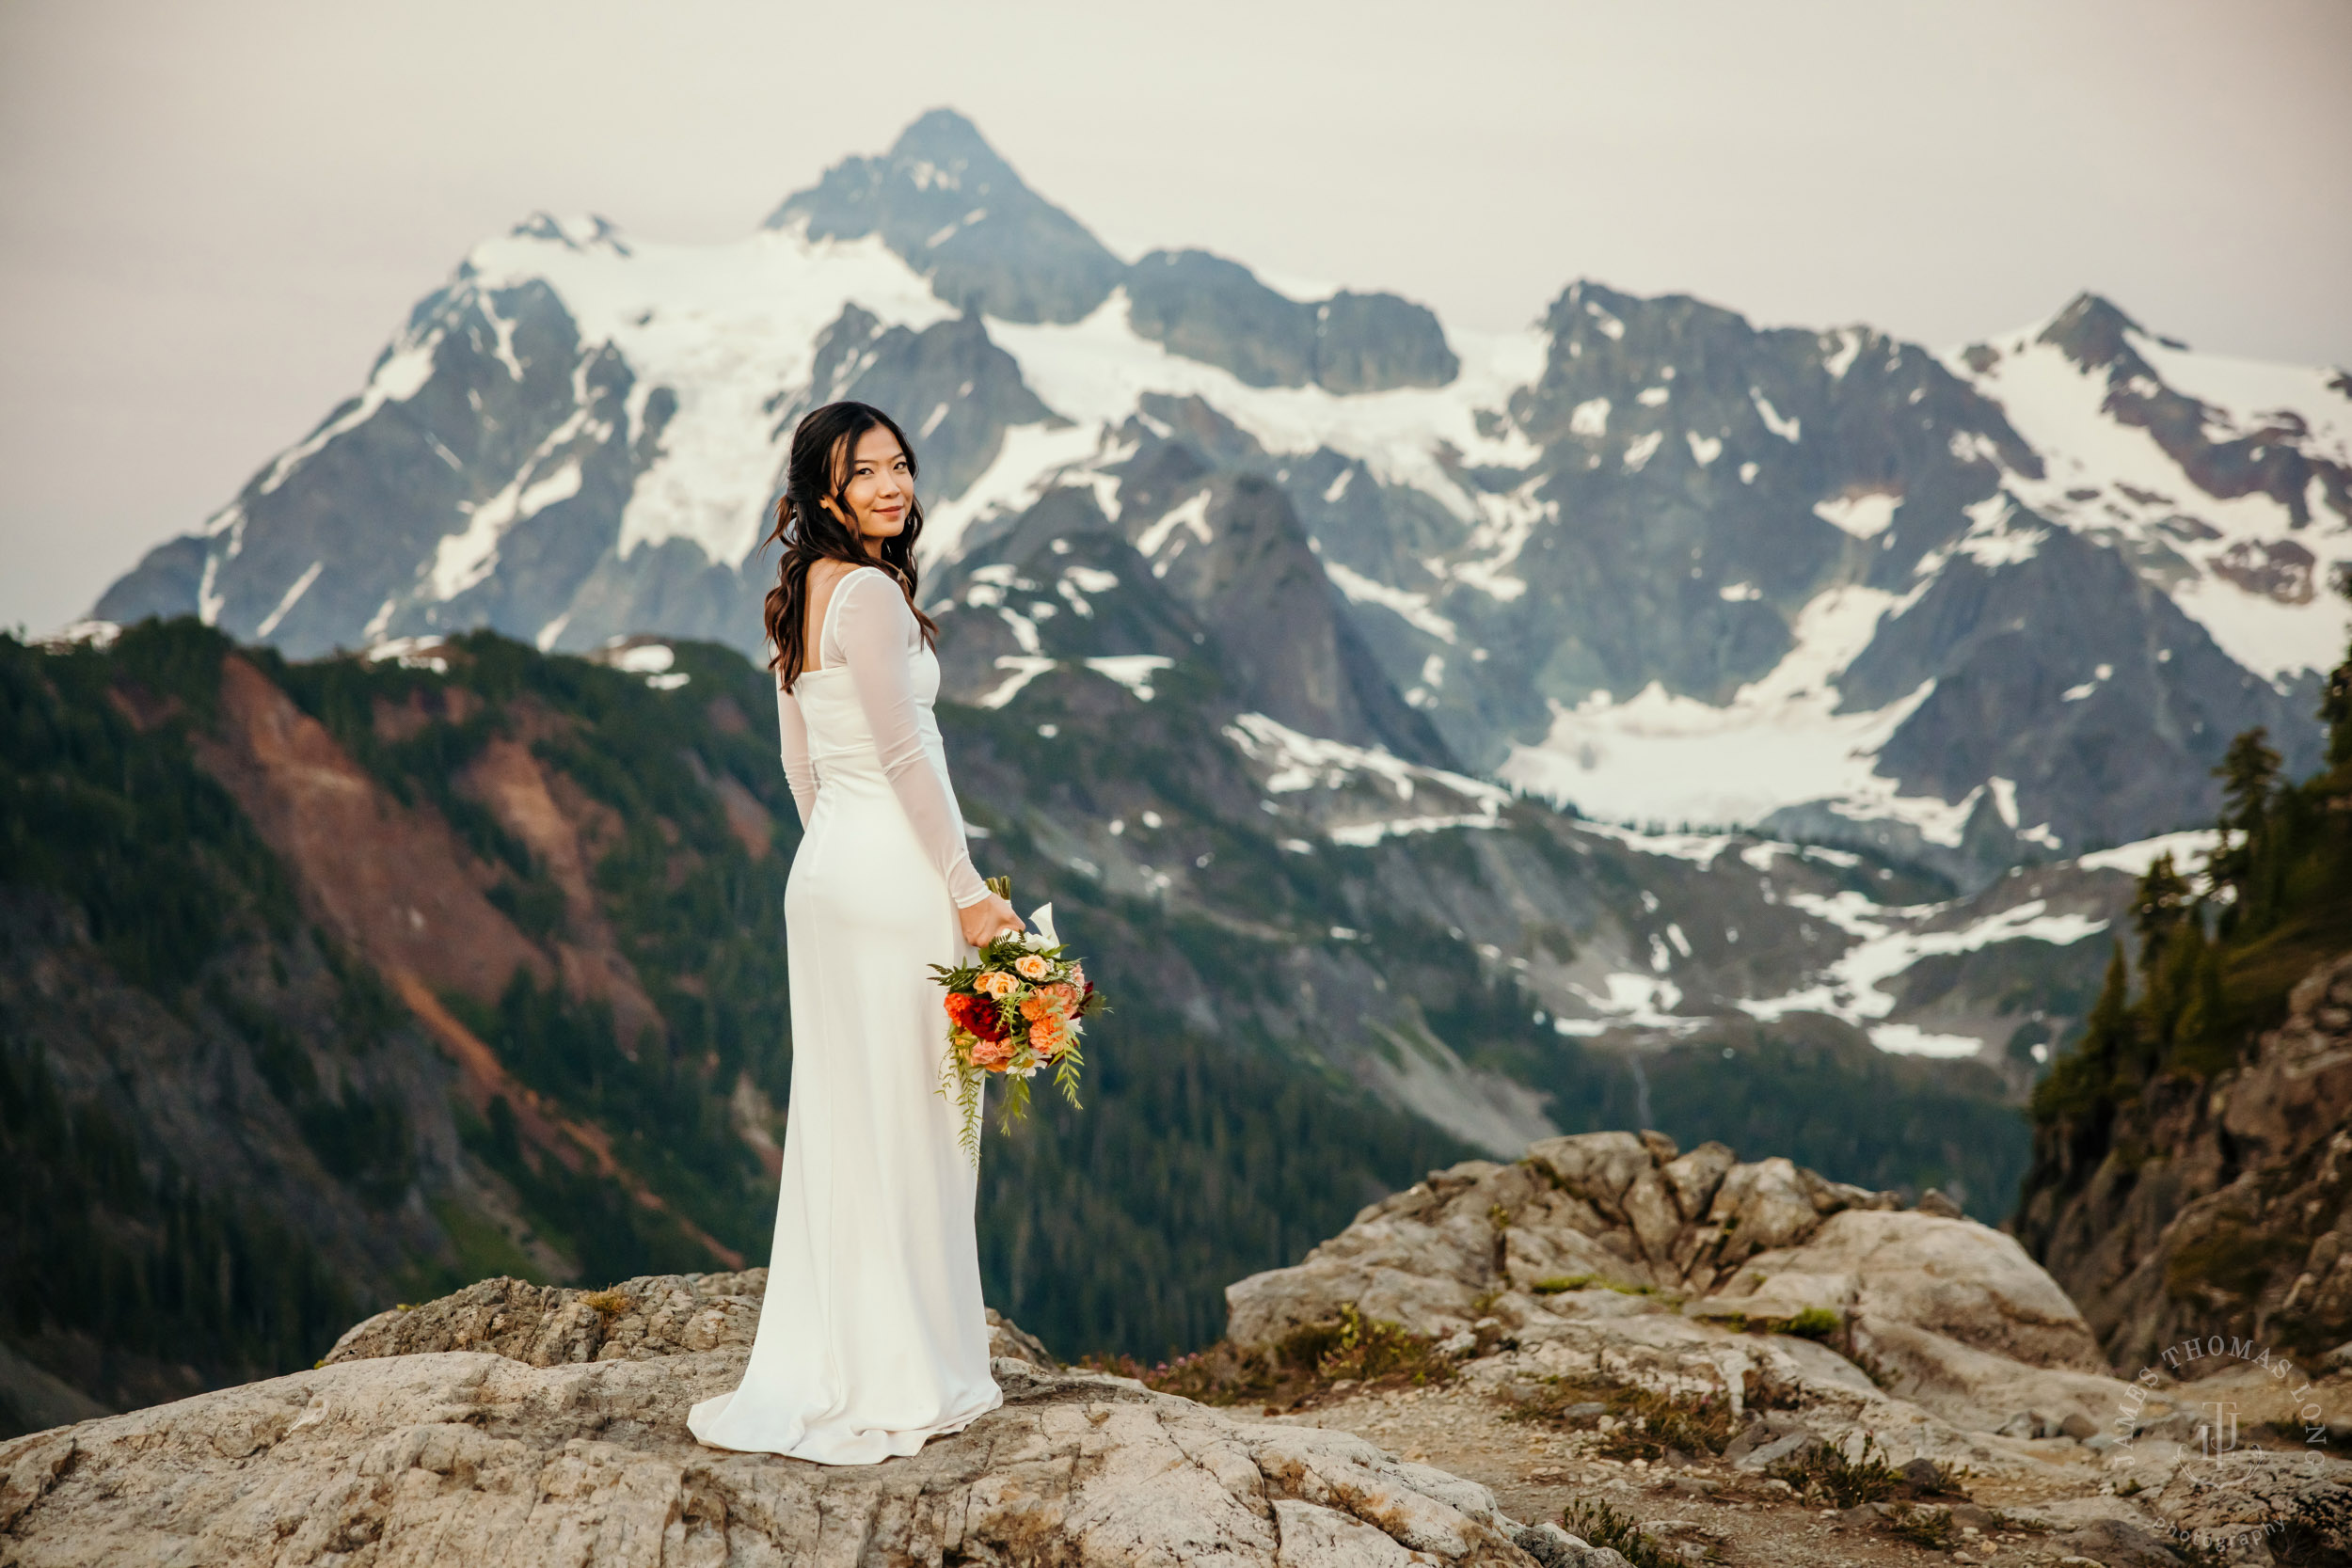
[2083,941,2129,1072]
[2207,727,2281,900]
[2325,568,2352,769]
[2215,727,2281,837]
[2131,852,2193,966]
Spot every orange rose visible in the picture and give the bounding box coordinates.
[1014,953,1053,981]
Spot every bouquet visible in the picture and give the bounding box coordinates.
[930,877,1107,1160]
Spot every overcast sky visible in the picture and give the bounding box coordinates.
[3,0,2347,635]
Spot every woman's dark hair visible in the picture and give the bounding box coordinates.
[761,401,940,688]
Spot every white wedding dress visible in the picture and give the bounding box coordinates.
[688,564,1003,1463]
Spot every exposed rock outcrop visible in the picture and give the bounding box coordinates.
[13,1199,2352,1562]
[319,1271,1057,1373]
[1227,1131,2126,1436]
[4,1276,1542,1566]
[2017,949,2352,1370]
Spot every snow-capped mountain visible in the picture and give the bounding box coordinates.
[97,108,2349,884]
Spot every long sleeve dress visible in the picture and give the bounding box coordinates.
[687,564,1002,1463]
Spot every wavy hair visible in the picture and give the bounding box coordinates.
[760,401,940,688]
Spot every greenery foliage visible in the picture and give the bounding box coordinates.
[1768,1432,1905,1508]
[1,622,295,990]
[2031,577,2352,1152]
[1557,1498,1684,1568]
[0,1042,351,1399]
[1083,1305,1457,1408]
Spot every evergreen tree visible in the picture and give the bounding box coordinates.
[2215,727,2281,838]
[2131,852,2193,966]
[2325,569,2352,770]
[2083,942,2129,1069]
[2205,726,2281,910]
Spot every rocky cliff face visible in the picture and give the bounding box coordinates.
[89,110,2350,883]
[2017,949,2352,1371]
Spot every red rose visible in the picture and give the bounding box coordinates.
[946,991,1006,1042]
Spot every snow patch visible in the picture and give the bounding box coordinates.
[1813,492,1899,539]
[1739,895,2107,1056]
[1324,561,1458,642]
[1083,654,1172,701]
[1500,584,1937,832]
[2074,829,2223,879]
[253,561,323,638]
[1751,390,1801,442]
[977,655,1057,708]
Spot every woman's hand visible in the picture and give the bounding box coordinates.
[959,891,1024,950]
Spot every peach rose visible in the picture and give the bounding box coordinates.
[1013,953,1053,981]
[976,971,1020,1000]
[1043,981,1082,1011]
[969,1036,1014,1071]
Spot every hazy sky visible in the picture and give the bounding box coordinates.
[4,0,2348,635]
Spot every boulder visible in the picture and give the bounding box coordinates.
[2146,1447,2352,1559]
[319,1270,1059,1372]
[0,1286,1539,1566]
[1227,1132,2137,1433]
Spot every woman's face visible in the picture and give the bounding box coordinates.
[829,425,913,551]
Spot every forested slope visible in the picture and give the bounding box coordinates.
[2016,580,2352,1365]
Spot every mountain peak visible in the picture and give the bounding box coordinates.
[2038,291,2149,370]
[886,106,1001,170]
[763,107,1121,325]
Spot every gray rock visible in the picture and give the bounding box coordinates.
[1735,1431,1824,1472]
[1901,1455,1946,1489]
[2049,1516,2186,1567]
[0,1304,1537,1565]
[1720,1421,1772,1464]
[1124,249,1458,393]
[320,1271,1064,1374]
[2150,1445,2352,1559]
[778,303,1063,502]
[1511,1521,1586,1566]
[1915,1188,1965,1219]
[1226,1132,2130,1438]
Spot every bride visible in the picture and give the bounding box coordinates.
[688,401,1025,1464]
